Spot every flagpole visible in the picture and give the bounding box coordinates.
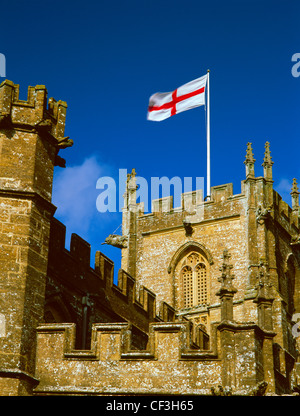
[206,69,211,200]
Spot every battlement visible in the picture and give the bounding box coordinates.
[115,269,157,319]
[135,183,246,240]
[145,182,244,217]
[274,190,299,233]
[0,80,69,142]
[35,321,219,395]
[47,218,176,335]
[0,80,73,200]
[37,320,214,361]
[34,319,274,395]
[130,176,300,240]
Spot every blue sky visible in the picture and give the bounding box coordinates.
[1,0,299,277]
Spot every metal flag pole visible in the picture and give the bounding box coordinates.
[206,69,211,200]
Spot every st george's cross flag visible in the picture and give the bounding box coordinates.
[147,74,207,121]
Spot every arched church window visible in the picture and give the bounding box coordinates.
[180,252,209,308]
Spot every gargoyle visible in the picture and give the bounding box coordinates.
[53,137,73,168]
[101,234,128,249]
[57,136,74,149]
[256,205,272,224]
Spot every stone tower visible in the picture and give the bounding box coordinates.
[0,80,72,395]
[120,142,300,394]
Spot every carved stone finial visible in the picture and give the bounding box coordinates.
[125,169,137,187]
[262,141,274,181]
[291,178,300,196]
[291,178,300,213]
[244,142,255,179]
[262,141,274,167]
[291,178,300,204]
[123,169,138,211]
[127,168,138,190]
[244,142,256,165]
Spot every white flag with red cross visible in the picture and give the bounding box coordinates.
[147,74,207,122]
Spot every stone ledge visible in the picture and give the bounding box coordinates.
[0,368,39,386]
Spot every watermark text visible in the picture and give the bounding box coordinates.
[0,53,6,78]
[96,169,204,213]
[291,53,300,78]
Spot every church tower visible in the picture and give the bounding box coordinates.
[0,80,72,395]
[120,142,300,393]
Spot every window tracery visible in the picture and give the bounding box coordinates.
[180,252,209,308]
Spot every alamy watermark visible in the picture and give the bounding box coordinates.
[95,169,204,213]
[291,53,300,78]
[0,53,6,78]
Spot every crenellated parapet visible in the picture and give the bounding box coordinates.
[34,320,220,395]
[36,320,214,361]
[137,182,245,239]
[34,318,277,395]
[0,80,73,202]
[274,191,300,235]
[0,80,72,146]
[146,182,242,215]
[46,218,176,342]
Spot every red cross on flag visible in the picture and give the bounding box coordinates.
[147,74,207,122]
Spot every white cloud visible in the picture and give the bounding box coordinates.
[52,156,110,235]
[52,156,123,274]
[274,178,292,205]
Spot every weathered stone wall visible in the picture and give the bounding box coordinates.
[121,179,254,337]
[45,217,176,349]
[136,194,248,308]
[0,80,70,395]
[34,320,272,395]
